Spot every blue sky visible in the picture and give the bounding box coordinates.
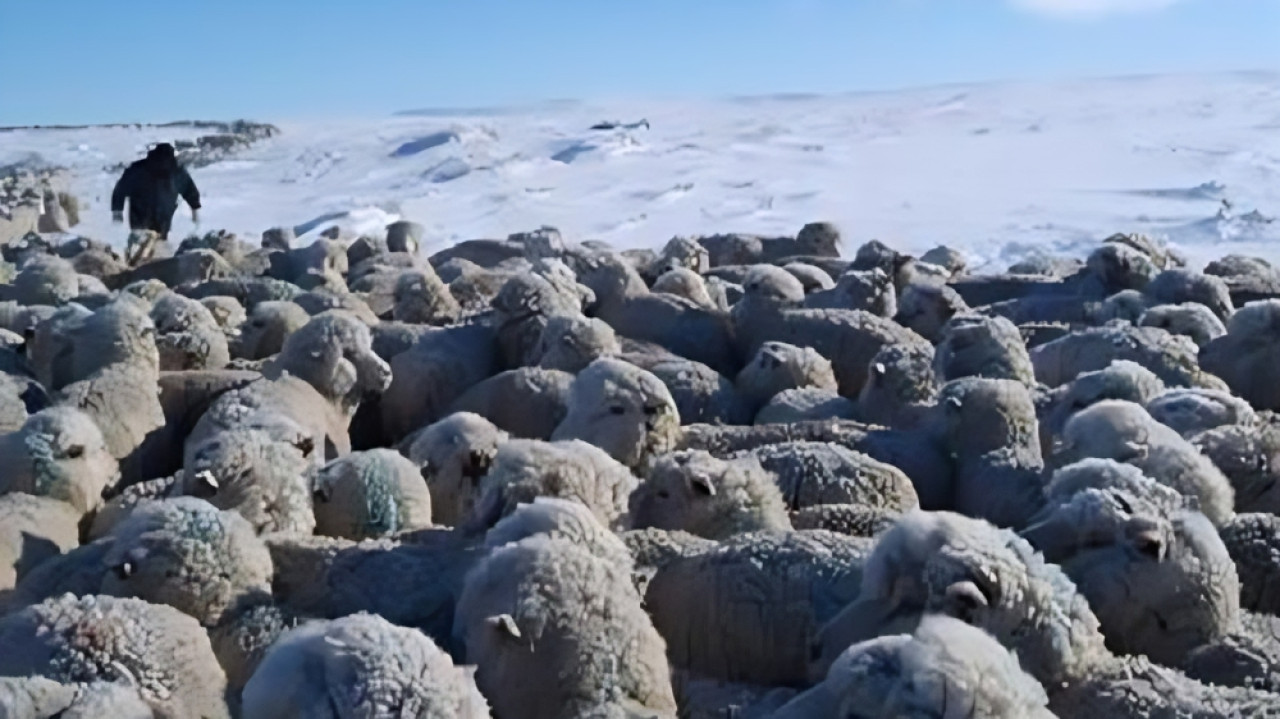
[1,0,1276,125]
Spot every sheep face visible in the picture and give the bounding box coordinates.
[8,406,118,514]
[183,428,318,535]
[534,315,620,374]
[658,235,710,275]
[797,222,842,257]
[408,412,509,527]
[552,359,680,472]
[630,450,779,538]
[735,341,837,407]
[272,311,392,411]
[736,265,806,312]
[233,301,309,360]
[936,378,1040,458]
[894,284,966,343]
[311,449,432,540]
[934,314,1035,386]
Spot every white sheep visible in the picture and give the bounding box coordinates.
[1139,302,1227,347]
[1030,323,1223,390]
[803,267,897,317]
[1200,299,1280,410]
[242,612,491,719]
[454,535,677,718]
[856,342,938,428]
[403,412,509,527]
[232,300,310,360]
[1193,423,1280,515]
[532,314,621,373]
[630,450,791,539]
[0,406,118,514]
[0,677,155,719]
[392,266,462,326]
[733,341,838,413]
[551,357,681,473]
[1144,268,1234,322]
[894,283,969,343]
[739,441,919,514]
[181,427,318,534]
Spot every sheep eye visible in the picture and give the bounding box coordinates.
[65,445,84,459]
[643,406,660,416]
[250,319,266,328]
[113,562,134,579]
[609,406,626,416]
[313,488,331,503]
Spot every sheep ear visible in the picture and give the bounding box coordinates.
[486,614,521,639]
[1119,440,1149,461]
[194,470,219,493]
[293,435,316,458]
[688,474,716,497]
[466,449,493,480]
[944,581,988,620]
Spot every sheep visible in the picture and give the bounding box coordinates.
[732,265,930,398]
[403,412,509,527]
[651,266,717,308]
[181,427,317,535]
[734,341,838,414]
[0,493,81,600]
[445,367,574,440]
[1037,360,1168,456]
[1145,387,1257,437]
[551,357,680,473]
[803,267,897,317]
[312,449,433,540]
[241,612,491,719]
[0,406,117,515]
[621,353,753,426]
[1200,299,1280,411]
[1084,242,1160,295]
[1145,268,1234,322]
[381,323,499,442]
[571,250,738,375]
[12,255,79,306]
[776,615,1054,719]
[0,677,155,719]
[921,245,968,276]
[857,342,937,428]
[646,235,711,280]
[1221,512,1280,619]
[533,314,621,373]
[292,289,380,325]
[1056,400,1236,526]
[1030,322,1224,390]
[644,529,869,686]
[814,510,1280,718]
[484,496,634,575]
[695,223,840,267]
[263,310,392,416]
[469,438,637,532]
[0,593,230,719]
[738,441,919,514]
[629,450,790,539]
[230,300,310,360]
[894,283,969,343]
[488,273,583,368]
[1139,302,1227,347]
[1020,461,1240,668]
[454,535,678,719]
[198,294,246,340]
[1193,423,1280,514]
[99,497,274,627]
[148,291,231,371]
[790,503,902,538]
[933,313,1037,387]
[753,387,858,425]
[782,262,835,293]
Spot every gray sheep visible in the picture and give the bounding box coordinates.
[1144,268,1234,322]
[1036,360,1168,456]
[242,612,491,719]
[381,323,499,442]
[181,427,318,534]
[484,496,635,578]
[404,412,509,527]
[1145,387,1257,437]
[753,387,858,425]
[149,292,231,371]
[629,450,791,539]
[1056,400,1235,526]
[1139,302,1226,347]
[803,267,897,317]
[651,266,717,308]
[0,677,155,719]
[312,449,433,540]
[894,283,969,343]
[446,367,574,440]
[856,342,938,428]
[733,341,838,414]
[533,314,621,373]
[1200,299,1280,410]
[933,313,1036,387]
[1031,322,1225,390]
[551,357,681,473]
[0,593,230,719]
[392,267,462,325]
[232,300,310,360]
[1193,423,1280,514]
[738,441,919,515]
[0,493,81,600]
[490,273,584,368]
[0,406,118,514]
[454,535,677,719]
[622,352,753,426]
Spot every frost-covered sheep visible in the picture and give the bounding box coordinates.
[622,352,753,426]
[232,300,310,360]
[1220,513,1280,616]
[0,677,156,719]
[263,310,392,416]
[1057,400,1235,526]
[446,367,574,440]
[312,449,433,540]
[1200,299,1280,411]
[753,387,858,425]
[469,438,637,532]
[1145,268,1234,322]
[1085,241,1160,295]
[790,503,902,538]
[1030,322,1223,390]
[740,441,919,514]
[454,535,677,719]
[404,412,509,527]
[1037,360,1168,455]
[1145,387,1256,437]
[199,295,246,340]
[490,273,584,369]
[12,255,79,306]
[0,493,81,599]
[732,265,929,398]
[894,283,969,343]
[100,497,274,627]
[921,245,968,276]
[652,266,717,308]
[0,406,117,514]
[629,450,790,539]
[933,313,1036,387]
[777,615,1053,719]
[381,324,499,442]
[572,250,738,375]
[393,267,462,326]
[782,262,835,293]
[1193,423,1280,514]
[1139,302,1227,347]
[644,530,869,686]
[484,496,634,575]
[0,593,230,719]
[695,223,840,267]
[149,292,231,371]
[532,314,620,373]
[551,357,680,472]
[804,268,897,317]
[242,613,490,719]
[734,341,838,413]
[1022,460,1240,667]
[857,342,937,428]
[181,427,317,534]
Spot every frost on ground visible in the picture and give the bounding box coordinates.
[1,71,1278,269]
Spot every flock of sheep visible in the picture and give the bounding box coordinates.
[1,217,1280,718]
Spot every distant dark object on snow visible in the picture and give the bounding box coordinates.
[590,119,650,131]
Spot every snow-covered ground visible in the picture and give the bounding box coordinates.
[2,71,1279,271]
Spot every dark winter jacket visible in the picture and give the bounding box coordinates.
[111,144,200,238]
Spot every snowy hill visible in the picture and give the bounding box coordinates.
[1,71,1278,270]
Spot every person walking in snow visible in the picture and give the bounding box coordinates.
[111,142,201,239]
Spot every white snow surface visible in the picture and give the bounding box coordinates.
[3,72,1279,271]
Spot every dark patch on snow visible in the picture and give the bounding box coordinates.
[390,131,459,158]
